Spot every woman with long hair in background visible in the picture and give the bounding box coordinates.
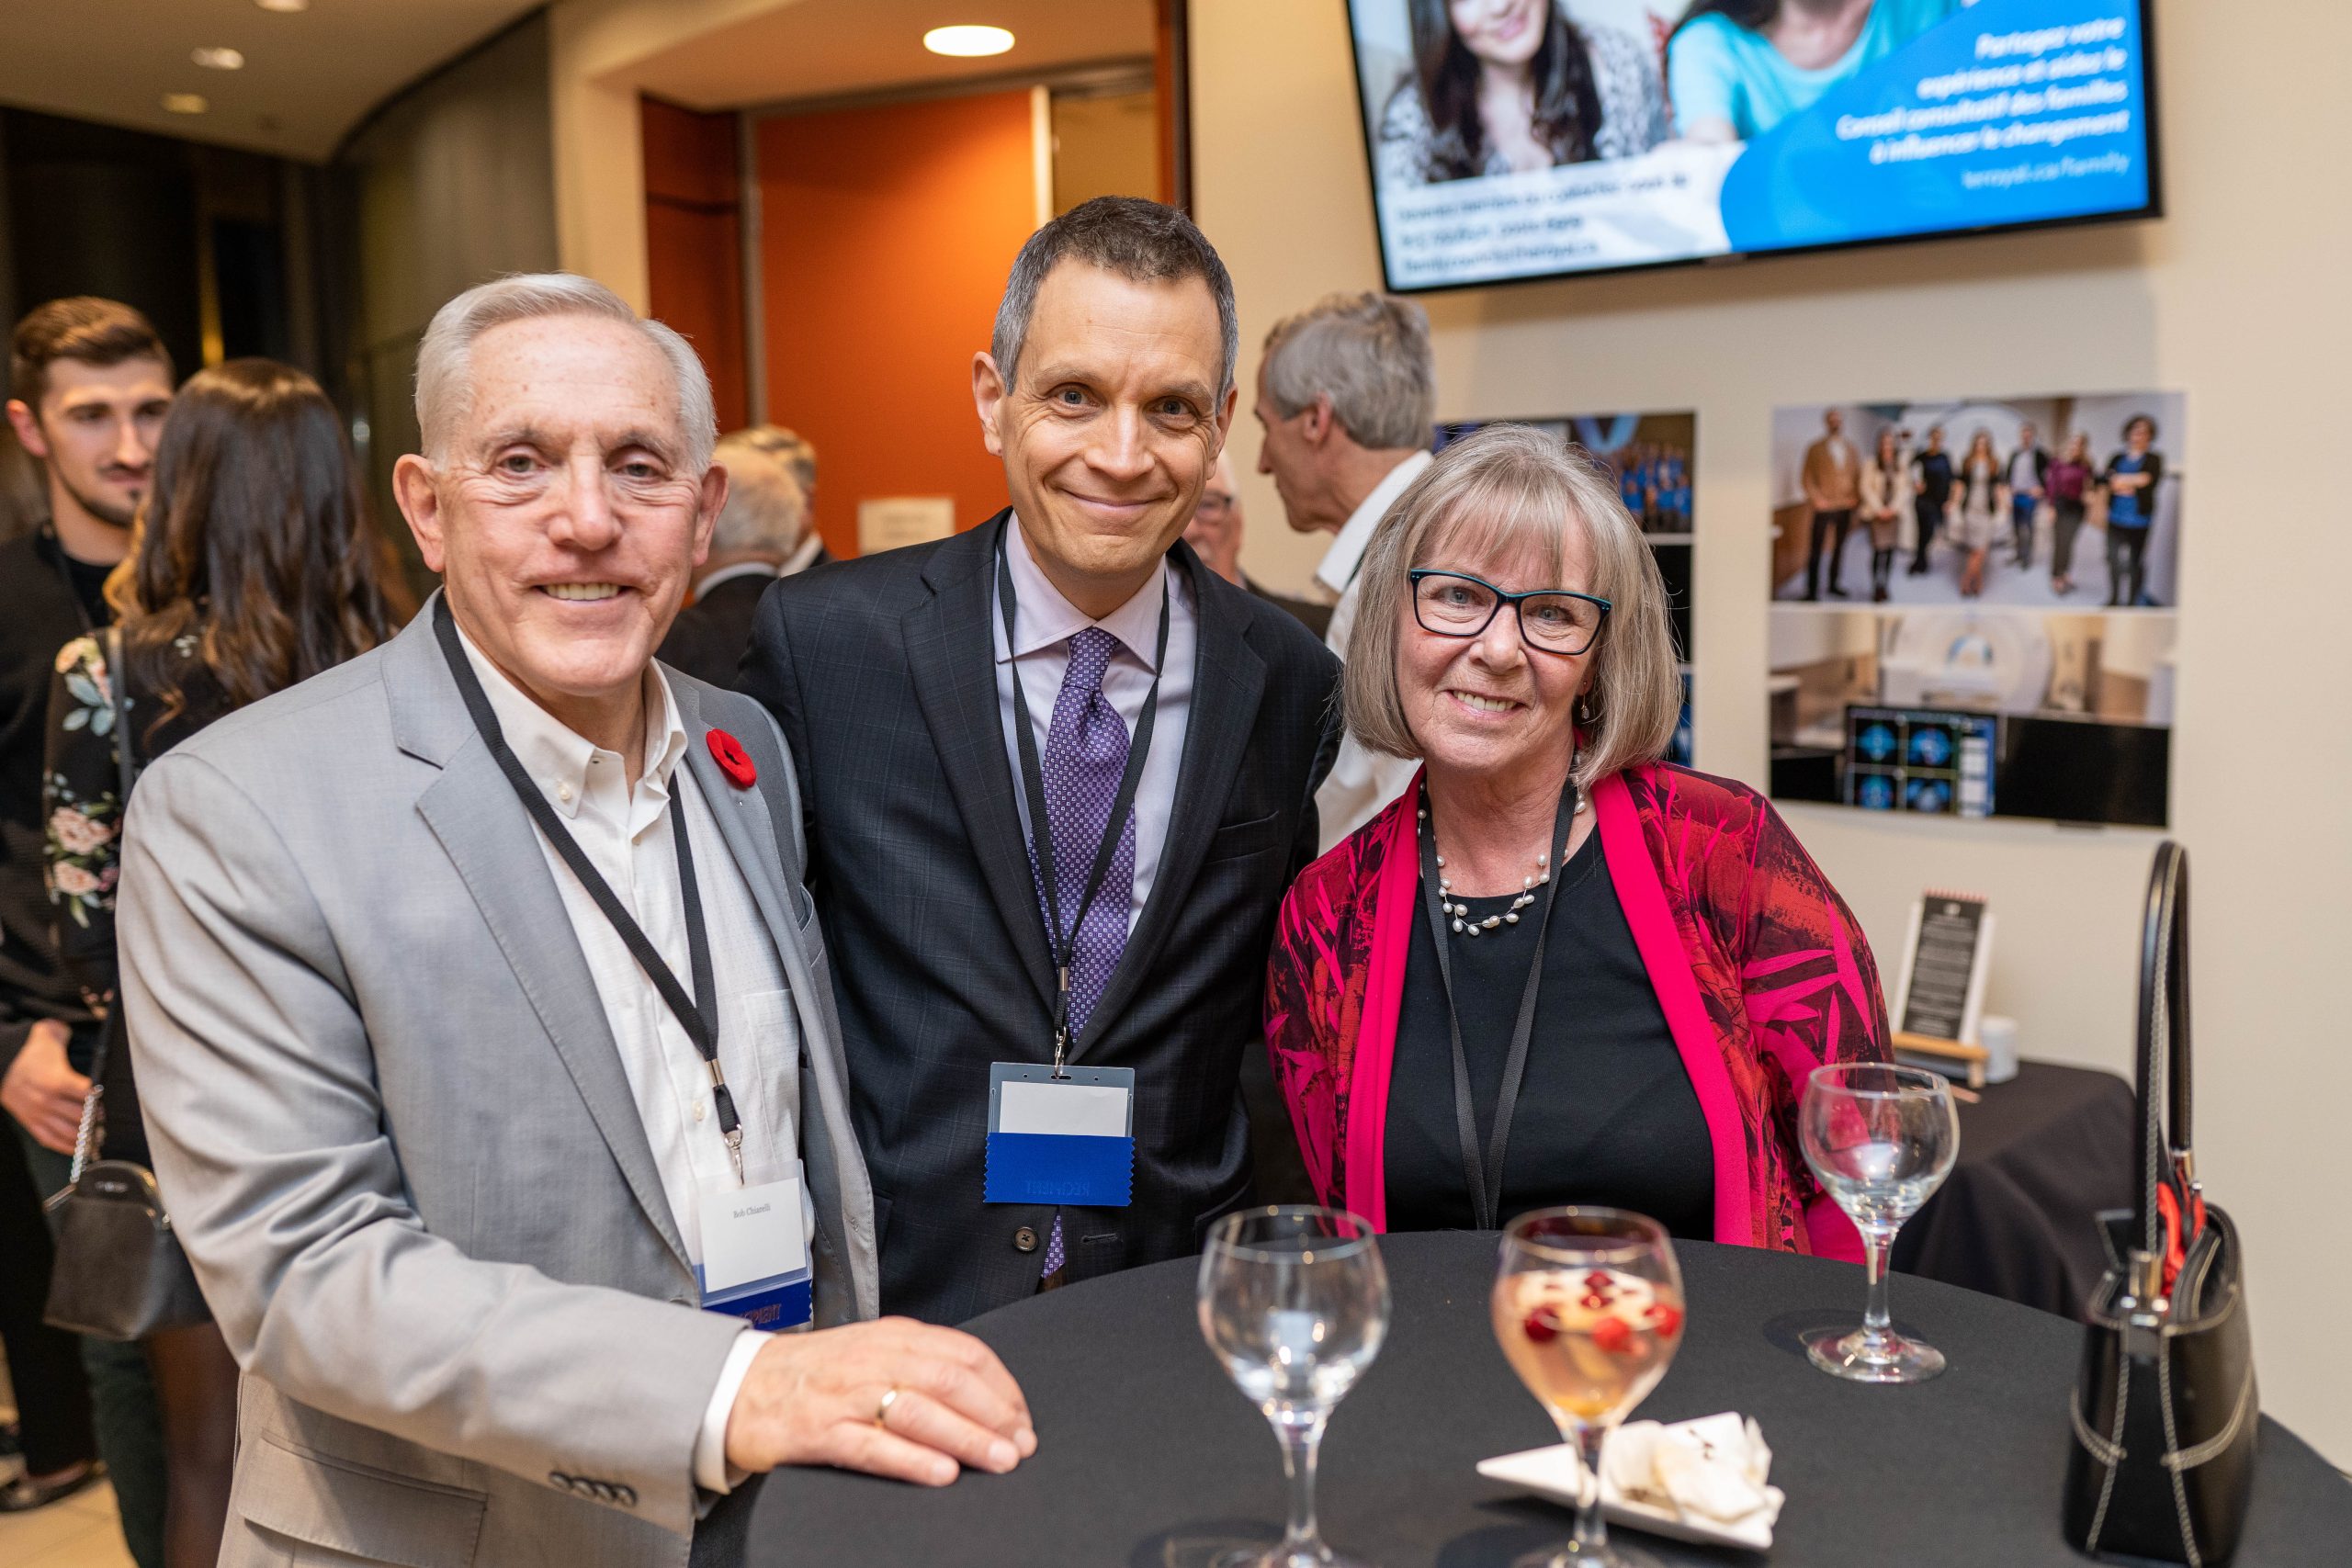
[1857,425,1908,602]
[1379,0,1666,187]
[1951,427,2005,598]
[41,358,405,1568]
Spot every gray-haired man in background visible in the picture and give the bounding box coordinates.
[117,274,1032,1568]
[1250,290,1438,847]
[657,429,821,690]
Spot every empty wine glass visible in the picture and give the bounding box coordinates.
[1198,1206,1390,1568]
[1492,1208,1686,1568]
[1799,1062,1961,1383]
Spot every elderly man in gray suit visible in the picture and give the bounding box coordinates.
[113,275,1035,1568]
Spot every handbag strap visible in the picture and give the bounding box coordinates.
[2132,841,2193,1267]
[110,625,138,816]
[64,628,135,1189]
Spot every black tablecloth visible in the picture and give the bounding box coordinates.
[1894,1061,2138,1319]
[750,1232,2347,1567]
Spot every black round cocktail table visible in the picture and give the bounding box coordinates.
[748,1233,2348,1565]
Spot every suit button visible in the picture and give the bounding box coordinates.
[1012,1225,1039,1253]
[591,1482,616,1502]
[549,1472,572,1490]
[616,1485,638,1508]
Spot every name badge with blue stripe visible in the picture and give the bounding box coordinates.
[984,1063,1135,1207]
[695,1168,811,1331]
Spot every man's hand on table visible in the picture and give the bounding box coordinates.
[724,1317,1037,1486]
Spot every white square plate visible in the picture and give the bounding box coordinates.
[1476,1424,1781,1552]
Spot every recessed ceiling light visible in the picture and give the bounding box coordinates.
[923,25,1014,58]
[192,46,245,70]
[254,0,309,12]
[162,93,209,115]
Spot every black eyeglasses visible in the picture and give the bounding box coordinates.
[1408,570,1610,656]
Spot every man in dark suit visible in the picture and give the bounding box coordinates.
[658,431,826,690]
[742,197,1340,1325]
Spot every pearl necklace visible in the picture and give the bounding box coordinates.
[1418,795,1589,939]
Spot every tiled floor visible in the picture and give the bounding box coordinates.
[0,1475,139,1568]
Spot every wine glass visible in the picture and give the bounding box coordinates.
[1799,1062,1961,1383]
[1492,1208,1686,1568]
[1198,1206,1390,1568]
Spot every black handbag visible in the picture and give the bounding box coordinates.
[41,627,209,1343]
[2064,841,2256,1566]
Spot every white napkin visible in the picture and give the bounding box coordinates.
[1601,1412,1782,1527]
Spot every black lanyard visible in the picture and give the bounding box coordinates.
[1415,773,1579,1233]
[995,521,1170,1076]
[432,596,744,1181]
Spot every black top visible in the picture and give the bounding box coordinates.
[44,633,229,1163]
[0,528,112,1078]
[1244,575,1332,642]
[1384,826,1714,1238]
[1914,449,1955,507]
[657,571,775,691]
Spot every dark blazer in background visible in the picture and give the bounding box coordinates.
[742,513,1341,1325]
[659,572,774,692]
[1247,576,1333,643]
[660,547,840,692]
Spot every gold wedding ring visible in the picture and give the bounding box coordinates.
[875,1385,900,1428]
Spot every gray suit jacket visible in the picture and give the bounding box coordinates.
[115,605,877,1568]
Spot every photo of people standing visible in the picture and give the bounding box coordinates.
[1770,395,2183,611]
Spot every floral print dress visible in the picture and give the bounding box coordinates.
[43,631,218,1163]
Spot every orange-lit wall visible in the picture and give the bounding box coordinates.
[755,91,1036,557]
[642,96,747,432]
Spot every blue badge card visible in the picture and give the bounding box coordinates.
[984,1063,1135,1207]
[695,1169,812,1331]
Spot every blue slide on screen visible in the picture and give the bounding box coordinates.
[1348,0,2155,290]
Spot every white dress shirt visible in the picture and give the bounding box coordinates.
[454,628,798,1497]
[1311,448,1434,851]
[992,514,1196,935]
[2008,446,2043,493]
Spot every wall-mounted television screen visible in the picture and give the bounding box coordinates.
[1345,0,2159,291]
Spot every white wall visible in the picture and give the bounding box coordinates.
[1196,0,2352,1461]
[547,0,795,308]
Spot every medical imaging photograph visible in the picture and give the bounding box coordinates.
[1767,607,2173,827]
[1768,392,2183,611]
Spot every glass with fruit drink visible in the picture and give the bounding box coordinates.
[1492,1208,1685,1568]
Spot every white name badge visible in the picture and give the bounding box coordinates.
[984,1063,1136,1207]
[695,1168,812,1331]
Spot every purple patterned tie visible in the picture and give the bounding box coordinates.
[1032,626,1136,1277]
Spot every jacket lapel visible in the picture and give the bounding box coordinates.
[905,513,1056,1010]
[670,679,798,995]
[671,682,878,1321]
[1080,548,1266,1053]
[412,744,694,1277]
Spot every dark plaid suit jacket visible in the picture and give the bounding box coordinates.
[742,512,1341,1324]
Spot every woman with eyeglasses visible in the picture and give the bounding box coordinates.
[1262,425,1888,1251]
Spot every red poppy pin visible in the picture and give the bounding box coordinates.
[707,728,757,789]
